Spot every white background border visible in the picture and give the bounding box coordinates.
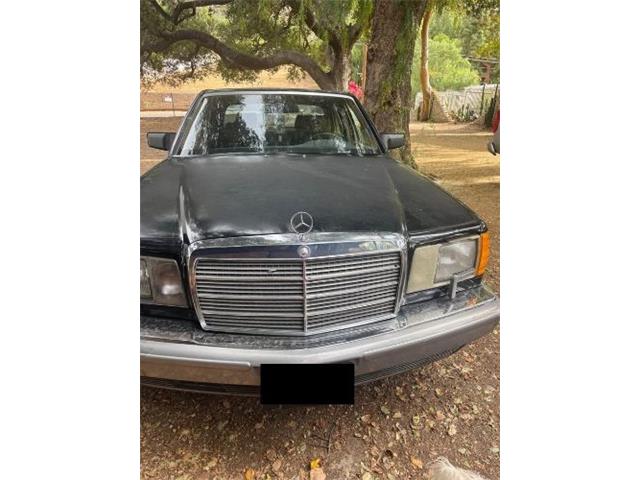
[1,1,640,478]
[1,1,139,478]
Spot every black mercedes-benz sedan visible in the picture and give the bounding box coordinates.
[140,89,499,396]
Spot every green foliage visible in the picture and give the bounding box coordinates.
[411,33,480,94]
[141,1,225,86]
[141,0,373,88]
[409,1,499,95]
[350,42,365,84]
[431,5,500,60]
[429,8,470,42]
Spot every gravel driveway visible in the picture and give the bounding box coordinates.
[140,118,500,480]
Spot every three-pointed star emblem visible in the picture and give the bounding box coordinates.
[290,211,314,234]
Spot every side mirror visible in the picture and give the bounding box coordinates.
[381,133,405,151]
[147,132,176,151]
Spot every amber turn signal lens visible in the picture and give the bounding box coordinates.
[476,232,490,276]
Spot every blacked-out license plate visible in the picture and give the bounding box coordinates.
[260,363,354,404]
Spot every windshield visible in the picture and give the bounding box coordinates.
[174,93,382,156]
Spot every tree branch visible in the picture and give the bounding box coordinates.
[147,0,233,25]
[147,0,172,23]
[150,28,334,89]
[285,0,342,54]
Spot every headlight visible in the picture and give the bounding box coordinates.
[434,238,477,283]
[407,234,489,294]
[140,256,187,307]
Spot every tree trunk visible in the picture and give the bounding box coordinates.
[329,49,352,91]
[418,7,433,121]
[364,0,428,168]
[361,43,368,94]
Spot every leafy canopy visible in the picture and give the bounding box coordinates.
[141,0,373,89]
[412,33,480,93]
[430,6,499,60]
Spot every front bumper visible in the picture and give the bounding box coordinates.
[140,284,499,393]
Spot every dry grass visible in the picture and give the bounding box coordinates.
[141,69,319,111]
[144,69,318,94]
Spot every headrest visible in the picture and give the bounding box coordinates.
[294,115,313,130]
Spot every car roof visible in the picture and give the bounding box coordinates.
[197,88,351,97]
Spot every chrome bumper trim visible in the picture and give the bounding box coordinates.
[140,285,499,388]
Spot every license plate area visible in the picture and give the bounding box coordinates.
[260,364,354,404]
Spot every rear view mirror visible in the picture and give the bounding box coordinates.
[381,133,405,151]
[147,132,176,151]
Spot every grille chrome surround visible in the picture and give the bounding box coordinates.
[188,233,406,336]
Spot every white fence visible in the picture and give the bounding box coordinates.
[437,84,499,121]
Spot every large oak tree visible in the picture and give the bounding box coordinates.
[141,0,373,90]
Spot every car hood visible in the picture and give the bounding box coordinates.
[141,154,482,250]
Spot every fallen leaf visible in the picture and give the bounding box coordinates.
[435,388,444,397]
[380,405,391,415]
[309,467,326,480]
[392,412,402,419]
[310,458,321,470]
[244,468,256,480]
[272,459,282,471]
[360,414,372,424]
[410,456,423,469]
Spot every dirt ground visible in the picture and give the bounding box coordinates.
[141,69,316,112]
[140,118,500,480]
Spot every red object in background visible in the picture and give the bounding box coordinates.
[348,80,363,100]
[492,109,500,132]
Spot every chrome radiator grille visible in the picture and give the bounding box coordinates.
[194,251,402,335]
